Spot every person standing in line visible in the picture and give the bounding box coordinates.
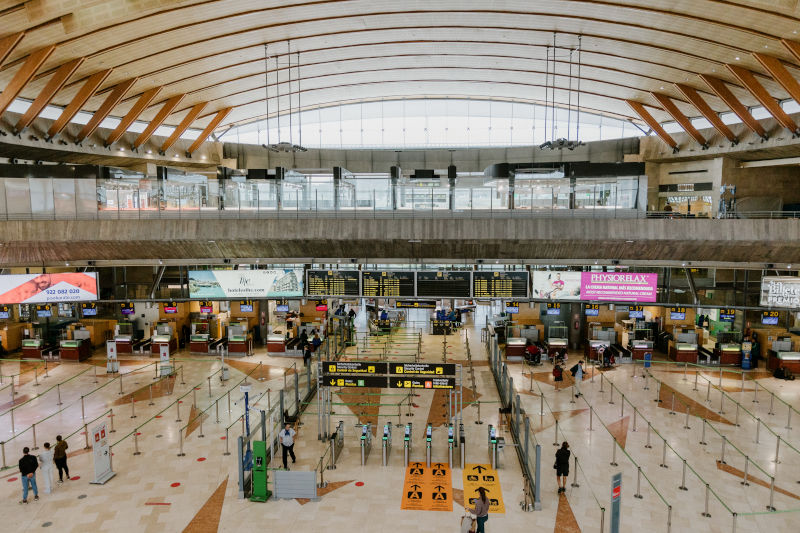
[38,442,54,494]
[303,344,312,367]
[570,360,584,398]
[555,442,571,494]
[53,435,69,483]
[311,333,322,352]
[280,422,297,470]
[18,447,38,503]
[469,486,490,533]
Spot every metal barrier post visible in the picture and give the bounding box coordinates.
[774,437,780,464]
[741,371,745,392]
[721,436,727,464]
[706,381,711,403]
[610,436,618,466]
[94,364,98,383]
[57,383,62,405]
[133,430,141,456]
[10,409,14,434]
[600,372,604,393]
[632,408,637,431]
[756,418,761,443]
[719,391,725,415]
[699,419,707,445]
[620,394,624,418]
[683,362,688,381]
[600,507,605,532]
[684,407,691,430]
[645,422,652,448]
[553,420,559,446]
[694,370,699,391]
[643,372,649,391]
[119,373,124,395]
[45,359,49,378]
[570,456,580,488]
[767,477,776,511]
[1,441,5,468]
[198,412,205,438]
[679,459,687,490]
[786,406,793,430]
[224,428,231,455]
[32,423,38,450]
[208,376,212,397]
[589,408,593,431]
[193,388,197,407]
[608,386,614,405]
[83,423,90,449]
[741,457,749,486]
[130,395,137,419]
[180,366,185,385]
[634,466,643,499]
[702,483,711,517]
[34,366,38,386]
[570,385,576,404]
[110,409,116,432]
[81,395,85,420]
[177,429,185,457]
[660,438,668,468]
[768,392,774,415]
[670,393,676,415]
[227,390,231,413]
[752,381,758,403]
[215,400,220,423]
[149,384,154,406]
[176,399,182,422]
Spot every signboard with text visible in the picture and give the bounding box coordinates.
[323,376,387,388]
[189,269,303,298]
[0,273,98,304]
[390,363,456,376]
[580,272,658,302]
[390,377,456,389]
[323,361,388,375]
[90,422,115,485]
[760,277,800,308]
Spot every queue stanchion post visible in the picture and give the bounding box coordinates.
[694,370,699,391]
[702,483,711,517]
[679,459,687,490]
[768,392,774,415]
[81,395,85,420]
[57,383,62,406]
[31,423,38,450]
[83,423,90,449]
[177,428,185,457]
[684,407,691,430]
[786,406,793,430]
[34,366,38,386]
[149,384,154,406]
[741,457,749,486]
[767,477,776,511]
[109,409,116,433]
[224,428,230,455]
[660,437,668,468]
[609,435,618,466]
[176,399,182,422]
[130,395,137,419]
[756,418,761,444]
[133,429,141,456]
[645,421,652,449]
[634,466,643,499]
[570,457,580,488]
[699,419,707,445]
[553,420,559,446]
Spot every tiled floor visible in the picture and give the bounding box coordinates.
[0,312,799,532]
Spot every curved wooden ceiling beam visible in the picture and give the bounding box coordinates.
[0,45,55,117]
[673,83,738,144]
[46,68,112,140]
[650,93,708,148]
[75,77,139,143]
[105,87,161,146]
[160,101,207,154]
[726,64,799,134]
[187,107,231,155]
[627,100,677,150]
[0,31,24,66]
[132,94,184,150]
[699,74,767,139]
[14,56,83,134]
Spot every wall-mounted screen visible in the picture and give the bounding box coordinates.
[306,270,360,296]
[361,271,415,297]
[719,308,735,322]
[762,310,779,325]
[163,301,178,314]
[416,271,471,298]
[36,304,52,318]
[81,303,97,317]
[120,302,135,316]
[584,303,600,316]
[546,302,561,315]
[628,305,644,319]
[532,271,581,300]
[189,269,303,298]
[473,271,528,298]
[0,273,98,304]
[670,307,687,320]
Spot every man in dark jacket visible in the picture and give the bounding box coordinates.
[18,447,39,503]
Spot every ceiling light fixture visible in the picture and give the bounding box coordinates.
[261,41,307,153]
[540,34,585,151]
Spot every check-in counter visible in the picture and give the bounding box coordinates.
[115,335,134,354]
[190,334,210,355]
[151,334,176,356]
[630,341,654,361]
[267,334,286,354]
[584,340,606,360]
[377,319,392,333]
[547,337,568,358]
[768,351,800,373]
[60,339,91,361]
[22,338,45,359]
[505,337,526,361]
[715,344,742,365]
[228,334,252,356]
[670,342,698,363]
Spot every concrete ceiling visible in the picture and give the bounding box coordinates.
[3,0,800,146]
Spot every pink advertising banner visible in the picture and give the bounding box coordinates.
[580,272,658,302]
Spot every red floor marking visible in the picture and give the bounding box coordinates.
[197,457,206,462]
[70,476,80,481]
[7,477,17,482]
[355,481,364,486]
[155,415,162,418]
[170,482,181,487]
[220,436,226,440]
[80,432,86,435]
[178,400,183,404]
[135,432,141,436]
[145,502,172,506]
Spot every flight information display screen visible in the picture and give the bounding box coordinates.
[361,271,415,297]
[306,270,360,296]
[472,271,528,298]
[416,271,471,298]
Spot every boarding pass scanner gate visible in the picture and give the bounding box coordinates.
[382,423,392,466]
[360,423,372,465]
[488,425,504,469]
[328,421,344,470]
[447,424,458,468]
[403,423,412,467]
[426,423,433,467]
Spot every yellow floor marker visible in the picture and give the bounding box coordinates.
[463,463,505,513]
[401,461,453,512]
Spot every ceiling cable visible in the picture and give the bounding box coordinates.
[264,43,269,148]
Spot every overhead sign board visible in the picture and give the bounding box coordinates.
[0,273,98,304]
[628,305,644,319]
[322,361,388,375]
[390,377,456,389]
[391,363,456,376]
[762,310,780,325]
[324,376,387,388]
[473,271,528,298]
[362,271,415,297]
[397,300,437,309]
[307,270,360,296]
[580,272,658,302]
[584,303,600,316]
[719,308,736,322]
[532,271,581,300]
[760,277,800,308]
[189,269,303,298]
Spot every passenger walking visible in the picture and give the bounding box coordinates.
[303,344,312,367]
[18,447,39,503]
[469,486,490,533]
[38,442,54,494]
[53,435,69,483]
[570,361,584,398]
[280,422,297,470]
[311,333,322,352]
[555,442,571,494]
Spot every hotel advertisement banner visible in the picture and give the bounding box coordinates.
[580,272,658,302]
[0,273,98,304]
[760,277,800,308]
[531,271,582,300]
[189,270,304,298]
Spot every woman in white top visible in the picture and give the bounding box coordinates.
[38,442,54,494]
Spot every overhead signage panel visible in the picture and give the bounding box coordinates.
[719,308,736,322]
[323,376,387,388]
[473,271,528,298]
[416,271,471,298]
[306,270,360,296]
[397,300,437,309]
[532,271,581,300]
[762,310,780,325]
[628,305,644,319]
[0,273,98,304]
[391,363,456,376]
[584,303,600,316]
[188,270,303,298]
[322,361,388,375]
[390,377,456,389]
[580,272,658,302]
[760,277,800,308]
[362,271,415,297]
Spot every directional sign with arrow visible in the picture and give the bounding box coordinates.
[401,462,452,512]
[463,464,505,513]
[325,376,387,388]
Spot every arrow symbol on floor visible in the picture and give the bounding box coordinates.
[472,465,487,473]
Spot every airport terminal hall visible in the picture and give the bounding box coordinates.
[6,3,800,533]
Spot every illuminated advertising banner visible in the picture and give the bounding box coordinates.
[0,273,98,304]
[580,272,658,303]
[760,277,800,308]
[531,271,582,300]
[188,270,303,298]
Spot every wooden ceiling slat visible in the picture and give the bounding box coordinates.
[46,68,112,140]
[752,53,800,107]
[626,100,677,150]
[160,101,206,153]
[673,83,737,143]
[14,57,84,133]
[781,38,800,64]
[0,45,55,117]
[726,64,799,134]
[187,107,231,155]
[650,92,707,147]
[0,31,24,66]
[105,86,161,146]
[132,93,184,149]
[699,74,767,139]
[75,77,138,143]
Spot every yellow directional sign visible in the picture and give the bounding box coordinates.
[390,377,455,389]
[463,463,505,514]
[401,462,452,512]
